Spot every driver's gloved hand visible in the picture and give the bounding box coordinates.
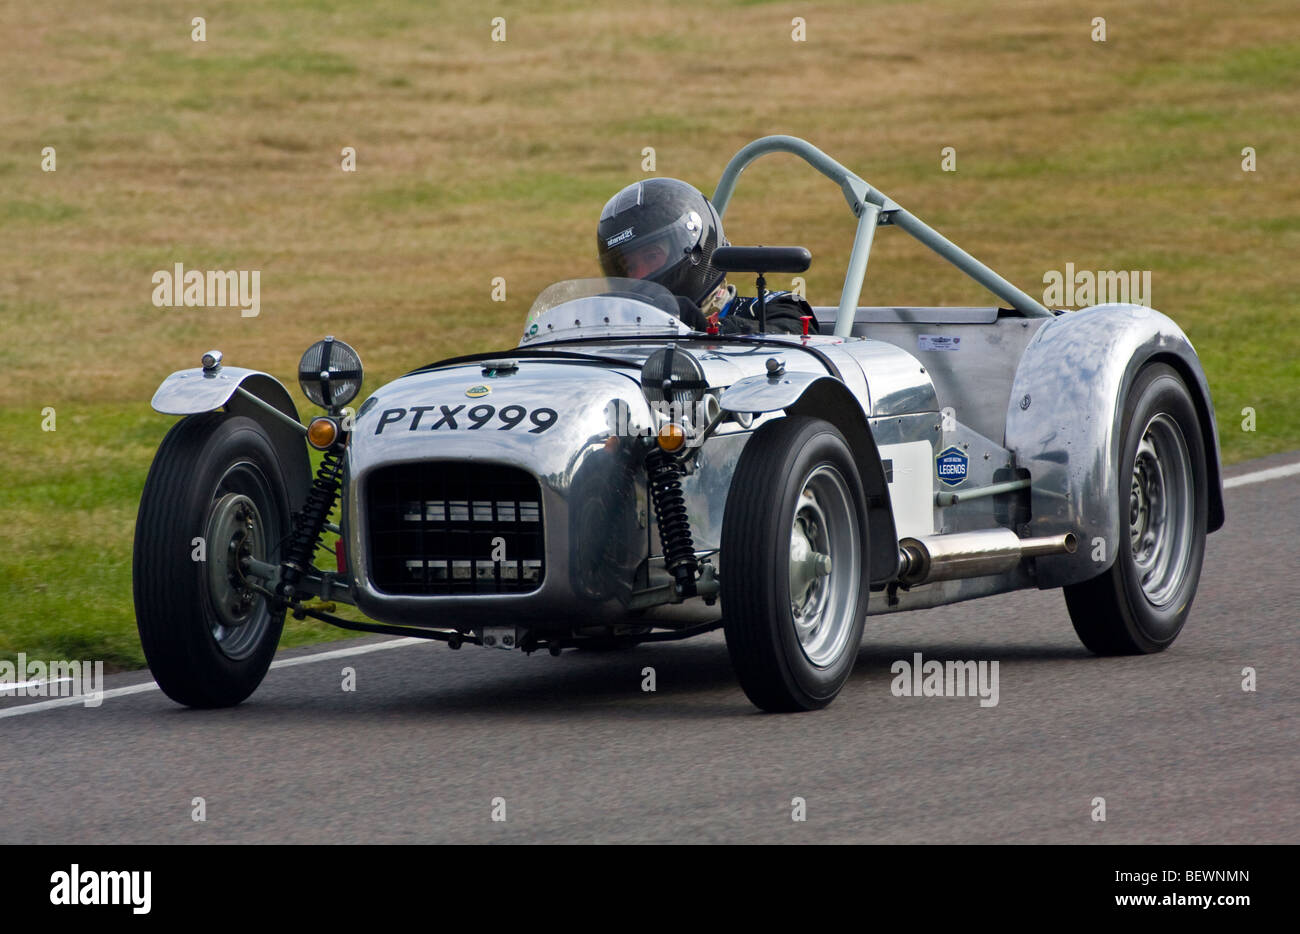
[674,296,710,332]
[718,315,758,335]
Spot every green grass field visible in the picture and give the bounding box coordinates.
[2,0,1297,669]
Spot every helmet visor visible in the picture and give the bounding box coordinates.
[598,209,705,283]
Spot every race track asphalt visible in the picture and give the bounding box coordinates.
[3,452,1296,844]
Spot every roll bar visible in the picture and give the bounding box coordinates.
[712,135,1053,336]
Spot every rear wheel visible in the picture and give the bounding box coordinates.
[721,416,870,712]
[133,413,293,707]
[1064,363,1208,654]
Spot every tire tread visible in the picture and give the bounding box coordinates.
[133,413,285,707]
[721,415,868,712]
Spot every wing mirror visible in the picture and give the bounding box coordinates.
[712,246,811,275]
[711,246,812,333]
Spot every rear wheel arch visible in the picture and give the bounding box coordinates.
[1064,361,1209,654]
[1005,305,1222,587]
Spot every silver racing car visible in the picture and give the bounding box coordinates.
[134,136,1224,712]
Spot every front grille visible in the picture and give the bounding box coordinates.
[367,463,544,595]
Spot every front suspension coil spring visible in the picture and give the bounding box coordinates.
[277,445,345,603]
[647,449,698,597]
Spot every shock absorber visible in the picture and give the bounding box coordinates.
[276,445,345,605]
[646,448,698,598]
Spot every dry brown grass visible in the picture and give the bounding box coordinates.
[2,0,1295,424]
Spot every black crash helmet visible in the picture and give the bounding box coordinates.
[596,178,728,306]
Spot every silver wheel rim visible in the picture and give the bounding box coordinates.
[204,462,279,660]
[788,464,861,668]
[1128,412,1194,607]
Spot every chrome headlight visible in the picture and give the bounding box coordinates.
[641,346,707,410]
[298,336,363,410]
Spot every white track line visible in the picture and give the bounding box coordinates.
[0,637,425,721]
[1,677,74,692]
[4,460,1298,721]
[1223,461,1300,489]
[0,681,158,719]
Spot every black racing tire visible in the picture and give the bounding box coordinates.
[1064,363,1208,655]
[133,412,293,707]
[721,415,870,712]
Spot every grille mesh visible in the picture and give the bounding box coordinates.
[367,463,544,595]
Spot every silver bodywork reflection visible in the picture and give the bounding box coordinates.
[1004,304,1224,588]
[341,330,936,632]
[836,339,939,417]
[852,314,1048,441]
[670,432,747,557]
[720,371,834,414]
[345,362,654,628]
[153,365,293,418]
[150,364,311,513]
[332,303,1221,628]
[148,300,1224,631]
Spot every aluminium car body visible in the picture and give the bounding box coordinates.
[135,135,1223,712]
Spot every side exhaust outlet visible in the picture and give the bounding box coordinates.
[897,529,1077,586]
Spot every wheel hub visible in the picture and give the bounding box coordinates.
[1130,436,1164,566]
[1127,413,1194,606]
[789,497,832,627]
[786,466,860,668]
[206,492,265,629]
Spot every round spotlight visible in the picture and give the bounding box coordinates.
[307,416,340,450]
[298,337,363,410]
[641,346,707,407]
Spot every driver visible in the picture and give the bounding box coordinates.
[596,178,816,335]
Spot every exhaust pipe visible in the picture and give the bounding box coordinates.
[897,529,1077,586]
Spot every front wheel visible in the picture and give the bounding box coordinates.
[133,413,294,707]
[1064,363,1208,654]
[721,416,870,712]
